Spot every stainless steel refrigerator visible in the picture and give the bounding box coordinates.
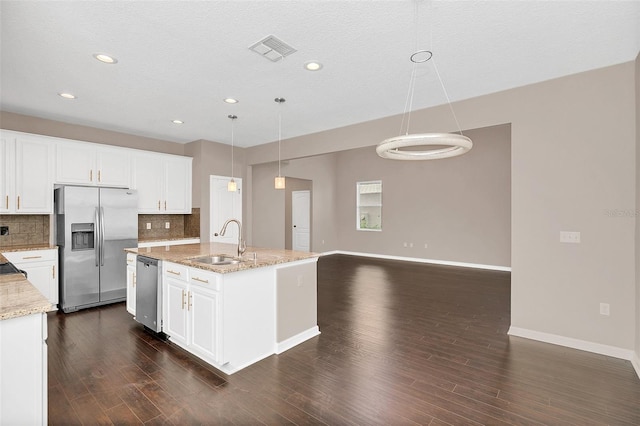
[55,186,138,313]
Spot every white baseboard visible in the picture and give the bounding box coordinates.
[275,326,320,354]
[632,352,640,380]
[508,326,635,362]
[321,250,511,272]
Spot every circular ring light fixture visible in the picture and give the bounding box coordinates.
[376,133,472,160]
[410,50,432,63]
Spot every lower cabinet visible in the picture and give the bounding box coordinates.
[3,248,58,306]
[126,253,136,315]
[163,263,221,364]
[0,312,47,425]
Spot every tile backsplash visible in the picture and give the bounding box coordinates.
[138,208,200,240]
[0,215,50,248]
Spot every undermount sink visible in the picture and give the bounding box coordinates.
[191,255,241,266]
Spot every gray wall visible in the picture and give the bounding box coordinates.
[251,153,339,252]
[248,62,637,352]
[635,53,640,361]
[334,124,510,267]
[0,111,185,155]
[184,139,247,242]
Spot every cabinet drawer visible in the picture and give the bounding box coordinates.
[163,262,189,282]
[3,249,57,264]
[126,253,136,266]
[189,268,221,292]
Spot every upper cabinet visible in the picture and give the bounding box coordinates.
[0,130,193,215]
[0,131,54,214]
[56,141,130,188]
[132,152,192,214]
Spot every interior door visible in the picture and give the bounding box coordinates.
[292,190,310,252]
[210,175,242,243]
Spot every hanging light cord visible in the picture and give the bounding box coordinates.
[278,102,282,177]
[230,115,235,178]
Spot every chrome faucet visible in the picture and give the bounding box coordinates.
[215,219,246,258]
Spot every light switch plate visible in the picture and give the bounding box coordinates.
[560,231,581,243]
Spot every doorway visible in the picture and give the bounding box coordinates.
[284,178,312,251]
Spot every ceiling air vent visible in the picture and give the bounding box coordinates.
[249,35,297,62]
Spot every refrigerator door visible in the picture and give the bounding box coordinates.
[58,186,100,311]
[99,188,138,302]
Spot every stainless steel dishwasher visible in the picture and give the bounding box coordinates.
[135,256,162,333]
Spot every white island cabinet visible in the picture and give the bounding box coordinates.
[131,242,319,374]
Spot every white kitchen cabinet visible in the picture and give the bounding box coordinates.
[133,153,192,214]
[162,263,221,364]
[0,312,47,425]
[3,249,58,306]
[0,131,54,214]
[56,141,130,188]
[126,253,136,315]
[164,275,189,346]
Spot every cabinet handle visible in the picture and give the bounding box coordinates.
[23,256,42,259]
[98,170,101,182]
[192,277,209,284]
[188,291,192,311]
[167,270,181,276]
[90,170,93,182]
[133,273,136,287]
[5,195,7,209]
[17,196,20,210]
[181,290,186,310]
[158,200,161,211]
[52,265,55,279]
[164,200,167,211]
[127,258,133,263]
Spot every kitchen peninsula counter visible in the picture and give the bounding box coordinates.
[0,253,54,321]
[126,242,319,274]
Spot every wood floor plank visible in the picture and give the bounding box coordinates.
[45,254,640,425]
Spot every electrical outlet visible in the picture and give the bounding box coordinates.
[165,222,170,229]
[424,243,428,249]
[322,239,325,245]
[600,303,610,316]
[146,223,151,230]
[403,242,407,248]
[560,231,581,243]
[409,242,413,248]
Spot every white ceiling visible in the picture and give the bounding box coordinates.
[1,1,638,148]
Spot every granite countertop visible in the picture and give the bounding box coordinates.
[138,237,200,243]
[127,242,319,274]
[0,274,54,321]
[0,244,58,253]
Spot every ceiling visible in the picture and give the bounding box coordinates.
[1,1,638,148]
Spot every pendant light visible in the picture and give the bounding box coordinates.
[227,114,238,192]
[274,97,286,189]
[376,3,472,160]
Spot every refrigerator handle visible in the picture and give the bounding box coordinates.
[100,206,105,266]
[94,207,100,267]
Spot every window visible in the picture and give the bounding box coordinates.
[357,180,382,231]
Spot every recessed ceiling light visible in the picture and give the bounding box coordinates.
[224,98,239,104]
[58,92,76,99]
[93,53,118,64]
[304,61,323,71]
[172,119,184,124]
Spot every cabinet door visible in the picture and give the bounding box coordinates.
[55,142,95,185]
[189,287,219,362]
[126,265,136,315]
[133,154,163,213]
[97,147,130,188]
[164,279,188,346]
[0,136,15,213]
[20,263,55,304]
[164,157,192,213]
[15,137,53,213]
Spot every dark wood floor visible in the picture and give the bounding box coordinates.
[47,254,640,425]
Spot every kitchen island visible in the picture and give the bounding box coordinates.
[125,242,320,374]
[0,253,54,425]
